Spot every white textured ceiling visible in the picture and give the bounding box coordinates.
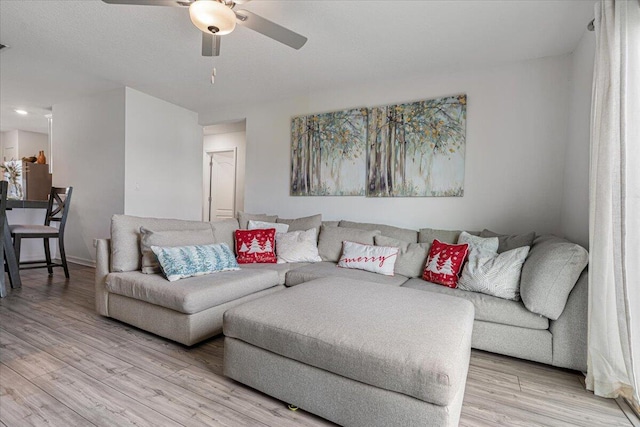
[0,0,596,133]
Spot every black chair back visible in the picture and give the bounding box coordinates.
[45,187,73,234]
[0,181,7,236]
[0,181,8,297]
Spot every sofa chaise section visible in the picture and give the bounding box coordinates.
[95,215,285,346]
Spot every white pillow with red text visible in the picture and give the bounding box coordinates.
[338,241,399,276]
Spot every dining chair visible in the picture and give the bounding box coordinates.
[0,181,8,297]
[11,187,73,278]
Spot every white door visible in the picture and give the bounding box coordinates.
[208,149,237,221]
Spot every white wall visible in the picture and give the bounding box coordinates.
[202,131,246,220]
[51,87,201,264]
[200,55,572,235]
[2,130,18,162]
[52,88,126,264]
[17,130,48,160]
[560,30,595,248]
[0,129,48,162]
[124,88,202,220]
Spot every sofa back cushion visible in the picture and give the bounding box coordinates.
[111,215,211,272]
[418,228,479,244]
[318,225,380,262]
[140,227,216,274]
[322,220,340,228]
[210,218,240,250]
[480,229,536,253]
[519,235,588,320]
[375,235,431,278]
[237,212,278,229]
[339,220,417,243]
[277,214,322,238]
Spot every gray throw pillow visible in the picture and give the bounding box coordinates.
[237,212,278,229]
[317,225,380,262]
[375,235,430,278]
[519,235,588,320]
[139,227,216,274]
[277,214,322,239]
[480,229,536,253]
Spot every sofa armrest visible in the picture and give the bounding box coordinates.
[95,238,111,316]
[549,269,588,372]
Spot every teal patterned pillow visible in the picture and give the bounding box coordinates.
[151,243,239,282]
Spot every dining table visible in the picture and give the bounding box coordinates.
[1,199,50,297]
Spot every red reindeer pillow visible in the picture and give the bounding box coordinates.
[422,239,469,288]
[235,229,277,264]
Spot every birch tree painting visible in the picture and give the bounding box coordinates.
[367,94,467,197]
[291,108,367,196]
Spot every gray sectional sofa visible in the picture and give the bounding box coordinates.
[95,213,588,372]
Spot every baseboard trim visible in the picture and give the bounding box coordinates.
[65,256,96,268]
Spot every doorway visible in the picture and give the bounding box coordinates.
[207,149,237,221]
[202,120,246,221]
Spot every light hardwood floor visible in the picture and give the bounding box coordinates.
[0,264,635,427]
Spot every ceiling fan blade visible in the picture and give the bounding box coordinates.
[234,9,307,50]
[101,0,190,7]
[202,33,221,57]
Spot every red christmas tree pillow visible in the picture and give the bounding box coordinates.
[235,229,277,264]
[422,239,469,288]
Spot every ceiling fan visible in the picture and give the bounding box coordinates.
[102,0,307,57]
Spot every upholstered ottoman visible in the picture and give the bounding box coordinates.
[223,277,475,427]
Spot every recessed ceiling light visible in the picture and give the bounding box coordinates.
[14,109,28,115]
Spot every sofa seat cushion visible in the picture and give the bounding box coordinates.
[224,278,475,406]
[402,278,549,330]
[105,269,280,315]
[240,263,309,285]
[284,261,408,287]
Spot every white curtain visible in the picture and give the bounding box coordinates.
[587,0,640,411]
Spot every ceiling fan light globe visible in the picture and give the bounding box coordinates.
[189,0,236,35]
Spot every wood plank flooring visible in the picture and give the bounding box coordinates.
[0,264,635,427]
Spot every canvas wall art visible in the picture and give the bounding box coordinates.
[290,108,368,196]
[367,94,467,197]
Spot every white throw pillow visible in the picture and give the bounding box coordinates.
[457,246,531,300]
[248,220,289,234]
[338,241,399,276]
[457,231,499,259]
[275,228,322,263]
